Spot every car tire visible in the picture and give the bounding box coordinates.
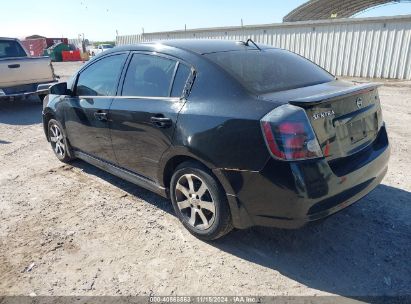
[170,161,233,241]
[47,119,74,163]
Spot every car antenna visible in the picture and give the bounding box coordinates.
[244,38,261,51]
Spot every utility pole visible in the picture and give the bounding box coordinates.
[81,33,86,53]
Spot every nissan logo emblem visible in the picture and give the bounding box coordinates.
[356,97,363,109]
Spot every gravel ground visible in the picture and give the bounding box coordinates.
[0,62,410,298]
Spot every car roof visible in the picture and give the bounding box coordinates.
[158,39,271,55]
[113,39,272,55]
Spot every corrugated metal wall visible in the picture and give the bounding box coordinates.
[68,38,82,47]
[116,15,411,80]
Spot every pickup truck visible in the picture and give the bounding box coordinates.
[90,44,114,56]
[0,37,57,101]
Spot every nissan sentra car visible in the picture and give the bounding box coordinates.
[42,39,390,240]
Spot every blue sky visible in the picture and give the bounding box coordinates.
[2,0,411,40]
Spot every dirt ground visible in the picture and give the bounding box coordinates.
[0,62,410,298]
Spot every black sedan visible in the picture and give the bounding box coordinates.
[43,39,390,240]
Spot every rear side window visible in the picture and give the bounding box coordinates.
[205,49,334,94]
[122,54,177,97]
[76,54,127,96]
[0,40,27,58]
[171,63,191,97]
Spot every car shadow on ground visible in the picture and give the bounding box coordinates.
[214,184,411,298]
[0,97,43,126]
[70,160,174,214]
[70,159,410,298]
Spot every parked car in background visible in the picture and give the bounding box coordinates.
[90,44,114,56]
[0,37,57,101]
[42,39,390,240]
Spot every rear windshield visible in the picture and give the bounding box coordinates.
[0,40,27,59]
[205,49,334,94]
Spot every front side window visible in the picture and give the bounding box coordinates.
[76,54,127,96]
[122,54,177,97]
[0,40,27,58]
[206,49,334,94]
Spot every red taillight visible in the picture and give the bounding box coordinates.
[262,121,285,159]
[278,122,305,134]
[261,104,323,161]
[285,136,306,149]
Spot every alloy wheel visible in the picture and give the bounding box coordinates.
[49,124,65,158]
[175,173,216,230]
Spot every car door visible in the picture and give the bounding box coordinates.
[64,53,128,163]
[109,52,193,181]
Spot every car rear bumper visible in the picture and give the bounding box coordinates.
[214,125,390,229]
[0,81,57,100]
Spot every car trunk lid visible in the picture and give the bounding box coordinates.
[259,80,383,160]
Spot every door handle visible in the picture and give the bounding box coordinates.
[150,115,172,128]
[94,111,108,121]
[8,64,20,69]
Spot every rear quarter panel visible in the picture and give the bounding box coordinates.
[166,56,278,172]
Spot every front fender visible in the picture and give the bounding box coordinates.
[42,95,66,140]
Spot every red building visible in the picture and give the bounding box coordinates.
[20,38,46,57]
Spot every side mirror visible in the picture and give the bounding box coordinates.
[50,82,71,96]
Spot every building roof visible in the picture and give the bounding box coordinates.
[25,35,46,39]
[283,0,409,22]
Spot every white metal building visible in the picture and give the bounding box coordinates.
[116,15,411,80]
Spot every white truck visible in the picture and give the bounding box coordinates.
[0,37,57,101]
[90,44,114,56]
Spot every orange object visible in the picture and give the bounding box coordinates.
[324,141,330,157]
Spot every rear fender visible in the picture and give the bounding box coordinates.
[158,146,254,229]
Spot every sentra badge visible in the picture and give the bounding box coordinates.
[312,110,335,120]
